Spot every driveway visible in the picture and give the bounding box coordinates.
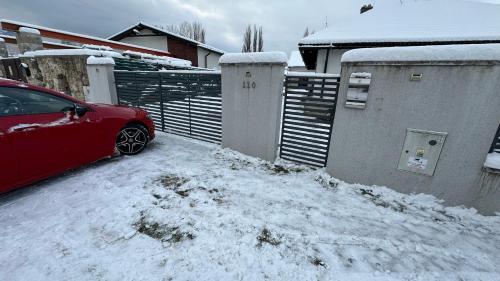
[1,133,499,281]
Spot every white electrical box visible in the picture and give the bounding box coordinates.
[345,72,371,109]
[397,129,447,176]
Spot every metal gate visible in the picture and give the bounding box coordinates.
[491,124,500,153]
[1,58,27,82]
[115,70,222,143]
[279,73,340,167]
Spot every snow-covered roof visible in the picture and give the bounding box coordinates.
[0,34,80,49]
[82,44,114,51]
[198,43,225,55]
[1,19,171,55]
[299,0,500,47]
[21,49,123,58]
[108,22,225,54]
[122,50,192,68]
[288,51,305,67]
[341,44,500,63]
[219,52,288,65]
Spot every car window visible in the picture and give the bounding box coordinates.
[0,87,74,116]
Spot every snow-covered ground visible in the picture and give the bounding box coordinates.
[1,133,499,281]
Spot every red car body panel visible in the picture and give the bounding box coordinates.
[0,79,155,193]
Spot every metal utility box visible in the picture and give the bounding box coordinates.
[345,72,371,109]
[398,129,447,176]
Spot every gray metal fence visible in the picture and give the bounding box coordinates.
[279,72,340,167]
[114,70,222,143]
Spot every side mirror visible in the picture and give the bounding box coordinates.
[74,104,88,117]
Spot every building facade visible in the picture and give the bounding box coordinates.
[107,22,224,69]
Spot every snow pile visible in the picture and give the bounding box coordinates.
[299,0,500,46]
[484,153,500,170]
[288,50,305,67]
[220,52,288,65]
[22,48,123,58]
[123,50,192,68]
[18,27,40,35]
[82,44,114,51]
[0,132,499,280]
[0,37,5,43]
[341,44,500,63]
[87,56,115,65]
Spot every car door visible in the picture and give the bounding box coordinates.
[0,86,103,185]
[0,125,18,193]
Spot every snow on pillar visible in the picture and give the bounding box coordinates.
[16,27,43,54]
[85,56,118,104]
[219,52,287,162]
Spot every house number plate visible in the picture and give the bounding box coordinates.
[243,81,256,89]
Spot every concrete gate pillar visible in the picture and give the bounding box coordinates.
[16,27,43,54]
[219,52,287,162]
[85,56,118,104]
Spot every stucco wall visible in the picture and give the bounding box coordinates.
[316,48,351,74]
[21,55,90,100]
[326,61,500,214]
[221,63,285,162]
[119,36,168,52]
[197,48,222,69]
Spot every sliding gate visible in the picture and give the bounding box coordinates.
[279,73,340,167]
[114,70,222,143]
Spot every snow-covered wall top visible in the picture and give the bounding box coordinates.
[19,27,40,35]
[299,0,500,46]
[341,44,500,63]
[219,52,288,65]
[86,56,115,65]
[22,49,123,58]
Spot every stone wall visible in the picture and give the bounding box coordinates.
[20,55,90,100]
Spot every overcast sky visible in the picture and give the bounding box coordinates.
[1,0,499,54]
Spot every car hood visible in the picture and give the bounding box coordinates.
[88,103,146,116]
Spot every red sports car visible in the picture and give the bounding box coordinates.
[0,78,155,193]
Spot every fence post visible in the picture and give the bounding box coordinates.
[159,73,165,132]
[219,52,287,162]
[86,56,118,104]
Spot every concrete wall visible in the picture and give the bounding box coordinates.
[316,48,351,74]
[21,55,90,100]
[221,59,286,162]
[326,61,500,214]
[197,48,222,69]
[119,36,168,52]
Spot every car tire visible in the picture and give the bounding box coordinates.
[116,124,149,155]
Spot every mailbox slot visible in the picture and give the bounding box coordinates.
[346,72,371,109]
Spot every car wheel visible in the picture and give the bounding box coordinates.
[116,124,149,155]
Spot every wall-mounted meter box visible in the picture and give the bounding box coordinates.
[397,129,447,176]
[345,72,371,109]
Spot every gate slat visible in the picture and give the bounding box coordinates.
[279,73,340,167]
